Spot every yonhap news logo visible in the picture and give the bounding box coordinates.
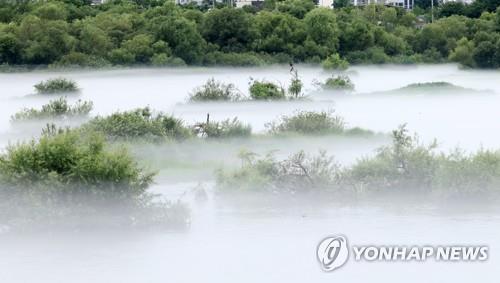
[317,235,350,271]
[316,235,489,272]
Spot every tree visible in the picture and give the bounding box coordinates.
[253,11,306,56]
[202,8,255,52]
[77,24,113,57]
[277,0,316,19]
[449,37,475,67]
[439,2,466,18]
[18,16,75,64]
[0,31,21,64]
[121,34,154,63]
[34,2,68,21]
[473,41,498,68]
[151,16,206,64]
[496,6,500,31]
[303,8,339,58]
[339,19,374,54]
[334,0,350,8]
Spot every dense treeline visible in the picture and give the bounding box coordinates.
[0,0,499,68]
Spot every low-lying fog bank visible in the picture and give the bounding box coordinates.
[1,64,500,282]
[1,64,499,150]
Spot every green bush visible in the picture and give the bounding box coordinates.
[321,75,355,91]
[266,110,345,135]
[347,125,438,192]
[194,117,252,138]
[249,79,286,100]
[288,69,304,99]
[189,78,242,102]
[322,53,349,70]
[34,78,79,94]
[216,150,342,193]
[216,125,500,197]
[0,128,153,198]
[83,107,192,141]
[203,52,265,66]
[0,128,188,229]
[151,54,186,67]
[53,52,111,68]
[11,97,93,121]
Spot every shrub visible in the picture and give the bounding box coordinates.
[83,107,192,141]
[0,128,188,229]
[11,97,93,121]
[433,149,500,194]
[34,78,79,94]
[216,150,342,193]
[322,53,349,70]
[216,125,500,197]
[347,125,438,192]
[321,75,355,91]
[53,52,111,68]
[249,79,286,100]
[194,117,251,138]
[390,82,475,94]
[189,78,242,102]
[266,110,345,135]
[203,51,265,66]
[288,69,304,99]
[151,54,186,67]
[0,128,153,198]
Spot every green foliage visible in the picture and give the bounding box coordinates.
[321,75,355,90]
[216,150,342,192]
[449,37,476,68]
[266,110,346,135]
[217,125,500,196]
[202,8,255,52]
[34,78,79,94]
[84,107,192,141]
[393,81,474,94]
[203,51,265,66]
[277,0,316,19]
[0,2,498,68]
[195,117,252,139]
[11,97,93,122]
[189,78,241,102]
[249,79,286,100]
[348,125,438,192]
[322,53,349,70]
[0,128,154,198]
[288,69,303,99]
[0,128,188,229]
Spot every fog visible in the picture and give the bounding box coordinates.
[1,64,500,282]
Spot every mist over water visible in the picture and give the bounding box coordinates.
[1,64,500,282]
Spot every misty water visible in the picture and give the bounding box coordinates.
[1,64,500,282]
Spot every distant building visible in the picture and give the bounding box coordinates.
[235,0,260,8]
[236,0,334,8]
[350,0,414,10]
[441,0,474,3]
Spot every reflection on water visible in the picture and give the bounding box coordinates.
[1,64,500,282]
